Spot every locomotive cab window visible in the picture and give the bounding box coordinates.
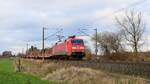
[71,39,84,45]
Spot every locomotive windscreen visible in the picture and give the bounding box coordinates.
[71,39,84,45]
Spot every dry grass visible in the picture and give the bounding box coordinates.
[20,59,63,77]
[44,67,149,84]
[44,67,109,84]
[21,59,150,84]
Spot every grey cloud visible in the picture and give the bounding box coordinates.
[0,0,150,53]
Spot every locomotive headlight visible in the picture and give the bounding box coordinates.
[72,47,77,49]
[80,47,84,49]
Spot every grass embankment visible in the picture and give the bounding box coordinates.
[0,58,56,84]
[22,59,150,84]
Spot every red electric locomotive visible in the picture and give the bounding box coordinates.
[52,36,85,59]
[25,36,85,60]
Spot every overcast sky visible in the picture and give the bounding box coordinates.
[0,0,150,54]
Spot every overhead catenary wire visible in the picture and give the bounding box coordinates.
[77,29,91,36]
[78,0,149,37]
[44,29,63,40]
[84,0,148,33]
[75,0,148,38]
[93,0,148,24]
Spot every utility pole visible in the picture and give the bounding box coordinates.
[26,43,29,53]
[94,28,98,57]
[42,27,47,62]
[42,27,45,50]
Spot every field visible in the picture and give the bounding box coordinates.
[21,59,150,84]
[1,58,150,84]
[0,58,56,84]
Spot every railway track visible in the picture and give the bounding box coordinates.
[44,59,150,79]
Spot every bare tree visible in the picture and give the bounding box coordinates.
[109,32,123,53]
[116,11,145,56]
[92,32,123,55]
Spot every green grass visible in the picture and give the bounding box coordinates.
[0,58,56,84]
[0,58,14,72]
